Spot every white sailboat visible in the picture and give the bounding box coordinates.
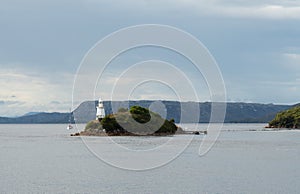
[67,124,73,130]
[67,109,73,130]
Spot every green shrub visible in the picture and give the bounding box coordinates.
[269,105,300,128]
[129,106,151,123]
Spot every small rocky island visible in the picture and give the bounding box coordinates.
[73,105,184,136]
[267,105,300,129]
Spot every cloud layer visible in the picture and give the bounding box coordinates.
[0,0,300,116]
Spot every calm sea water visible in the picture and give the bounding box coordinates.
[0,123,299,193]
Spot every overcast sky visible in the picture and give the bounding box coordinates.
[1,0,300,116]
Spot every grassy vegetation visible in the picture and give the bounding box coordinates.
[268,105,300,128]
[85,120,103,132]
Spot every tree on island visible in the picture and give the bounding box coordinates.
[268,105,300,129]
[83,105,181,136]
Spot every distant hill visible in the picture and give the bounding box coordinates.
[22,112,44,117]
[0,112,73,124]
[73,101,291,123]
[0,101,294,124]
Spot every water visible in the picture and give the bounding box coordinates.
[0,124,299,193]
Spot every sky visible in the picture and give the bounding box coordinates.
[0,0,300,116]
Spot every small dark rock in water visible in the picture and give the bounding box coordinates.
[70,132,80,136]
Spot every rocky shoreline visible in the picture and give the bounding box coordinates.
[70,128,207,136]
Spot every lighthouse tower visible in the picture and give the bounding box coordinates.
[96,98,105,121]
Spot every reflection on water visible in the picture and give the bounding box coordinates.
[0,124,299,193]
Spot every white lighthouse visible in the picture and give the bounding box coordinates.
[96,98,105,121]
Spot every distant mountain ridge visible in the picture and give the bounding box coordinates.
[0,101,294,124]
[22,112,44,117]
[0,112,72,124]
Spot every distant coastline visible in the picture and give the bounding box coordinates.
[0,101,297,124]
